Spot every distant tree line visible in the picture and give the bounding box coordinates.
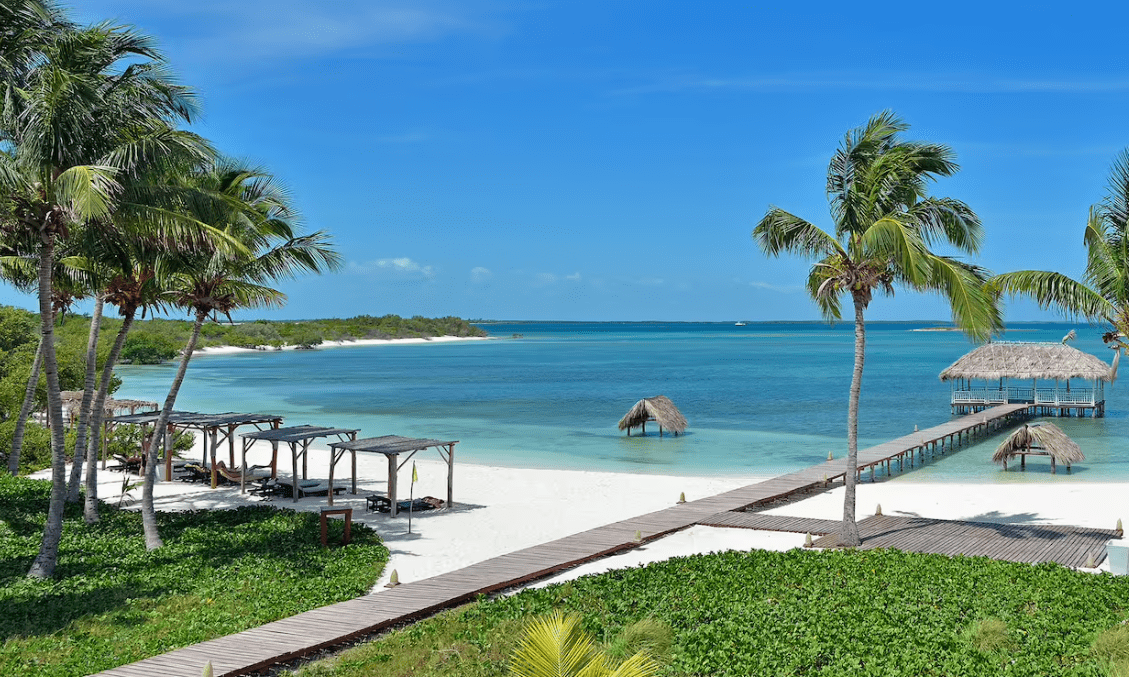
[114,314,488,363]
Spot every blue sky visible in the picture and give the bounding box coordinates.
[11,1,1128,322]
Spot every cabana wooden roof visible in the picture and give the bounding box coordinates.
[60,391,156,415]
[993,422,1084,465]
[618,396,687,435]
[939,342,1114,382]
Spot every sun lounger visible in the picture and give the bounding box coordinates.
[214,461,272,485]
[110,454,143,474]
[275,478,347,498]
[366,495,445,513]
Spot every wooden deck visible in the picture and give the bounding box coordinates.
[810,515,1118,568]
[93,404,1049,677]
[698,511,841,535]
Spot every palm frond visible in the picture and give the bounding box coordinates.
[859,216,929,285]
[988,270,1112,320]
[52,164,119,220]
[753,208,842,259]
[926,255,1002,341]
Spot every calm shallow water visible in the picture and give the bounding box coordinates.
[113,322,1129,483]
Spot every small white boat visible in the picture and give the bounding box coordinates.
[734,322,746,326]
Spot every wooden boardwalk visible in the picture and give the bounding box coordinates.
[698,511,841,535]
[93,404,1043,677]
[810,515,1118,568]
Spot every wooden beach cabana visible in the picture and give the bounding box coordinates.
[940,341,1115,417]
[618,395,687,436]
[328,435,457,517]
[993,422,1084,473]
[108,410,283,483]
[57,392,158,469]
[240,425,359,503]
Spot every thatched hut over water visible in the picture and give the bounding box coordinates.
[993,422,1084,473]
[939,341,1115,417]
[618,396,687,437]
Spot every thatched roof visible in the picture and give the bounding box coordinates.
[60,391,158,418]
[617,396,688,434]
[939,342,1114,382]
[992,423,1084,465]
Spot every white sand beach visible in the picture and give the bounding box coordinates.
[46,430,1127,595]
[193,335,489,356]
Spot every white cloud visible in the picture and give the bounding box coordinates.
[470,266,492,282]
[137,1,506,61]
[565,272,581,282]
[350,257,435,278]
[536,272,557,284]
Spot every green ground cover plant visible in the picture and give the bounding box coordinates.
[287,547,1129,677]
[0,476,389,677]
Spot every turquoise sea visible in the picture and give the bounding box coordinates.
[113,322,1129,483]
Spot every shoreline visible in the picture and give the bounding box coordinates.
[192,334,490,356]
[43,432,1127,594]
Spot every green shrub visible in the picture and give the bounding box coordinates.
[121,332,181,364]
[0,420,75,474]
[106,423,194,459]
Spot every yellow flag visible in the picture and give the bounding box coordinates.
[412,462,418,484]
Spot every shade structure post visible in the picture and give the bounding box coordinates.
[447,443,455,508]
[164,424,173,481]
[327,448,336,507]
[388,453,399,517]
[209,427,219,489]
[228,424,236,467]
[350,431,358,495]
[291,441,299,503]
[270,440,278,479]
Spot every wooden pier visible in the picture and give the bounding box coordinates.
[95,402,1097,677]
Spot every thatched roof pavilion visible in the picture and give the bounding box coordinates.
[939,341,1115,417]
[618,396,687,437]
[993,422,1084,473]
[939,342,1113,382]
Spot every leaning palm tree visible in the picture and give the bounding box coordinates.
[138,162,340,550]
[991,150,1129,347]
[752,111,1001,546]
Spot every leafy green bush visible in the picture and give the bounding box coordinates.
[121,332,180,364]
[105,423,195,459]
[291,548,1129,677]
[0,421,76,474]
[228,322,284,349]
[0,476,389,677]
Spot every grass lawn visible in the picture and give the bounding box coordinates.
[285,547,1129,677]
[0,476,389,677]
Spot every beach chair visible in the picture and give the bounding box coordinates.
[111,454,143,474]
[366,495,444,513]
[276,479,346,498]
[214,461,272,485]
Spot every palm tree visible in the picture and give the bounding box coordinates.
[990,150,1129,345]
[0,18,205,578]
[138,161,341,549]
[752,111,1000,546]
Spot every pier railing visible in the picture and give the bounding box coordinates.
[952,387,1098,406]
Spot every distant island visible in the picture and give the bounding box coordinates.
[113,314,488,364]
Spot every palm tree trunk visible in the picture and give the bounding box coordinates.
[28,232,68,579]
[67,294,104,502]
[8,336,43,476]
[141,309,205,550]
[840,294,867,547]
[84,309,135,524]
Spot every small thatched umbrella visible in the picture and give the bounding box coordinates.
[618,396,687,437]
[993,422,1084,473]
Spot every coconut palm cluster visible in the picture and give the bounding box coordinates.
[0,1,340,577]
